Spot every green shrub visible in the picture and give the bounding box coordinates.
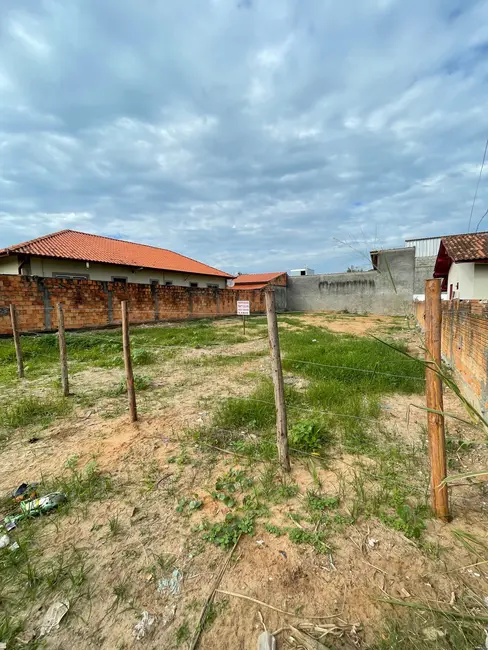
[289,419,329,452]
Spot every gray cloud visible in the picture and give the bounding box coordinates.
[1,0,488,273]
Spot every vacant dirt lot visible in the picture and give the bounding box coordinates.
[0,312,487,650]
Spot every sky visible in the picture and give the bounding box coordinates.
[1,0,488,275]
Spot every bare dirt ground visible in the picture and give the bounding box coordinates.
[1,313,487,650]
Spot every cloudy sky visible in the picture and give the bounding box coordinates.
[1,0,488,274]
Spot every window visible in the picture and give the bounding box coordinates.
[449,284,453,300]
[53,273,89,280]
[300,270,306,276]
[112,276,127,284]
[207,284,219,288]
[165,281,173,286]
[150,279,159,286]
[189,282,198,288]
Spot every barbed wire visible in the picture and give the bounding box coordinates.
[283,359,425,382]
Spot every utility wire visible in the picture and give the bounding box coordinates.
[468,138,488,232]
[284,358,425,381]
[475,207,488,233]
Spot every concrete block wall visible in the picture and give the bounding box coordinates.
[287,247,415,315]
[0,275,266,334]
[414,299,488,416]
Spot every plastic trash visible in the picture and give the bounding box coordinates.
[257,631,276,649]
[20,493,67,517]
[0,535,10,549]
[9,542,19,552]
[157,568,183,596]
[39,600,69,637]
[12,483,39,502]
[133,611,155,640]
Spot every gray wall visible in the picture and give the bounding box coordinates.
[413,255,437,295]
[274,285,287,312]
[287,247,415,315]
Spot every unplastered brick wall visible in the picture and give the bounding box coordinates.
[414,299,488,416]
[0,274,266,335]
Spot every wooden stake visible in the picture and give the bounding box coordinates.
[121,300,137,422]
[9,304,24,379]
[424,279,449,521]
[265,289,290,472]
[57,303,69,396]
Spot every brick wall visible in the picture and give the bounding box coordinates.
[414,299,488,416]
[0,275,267,335]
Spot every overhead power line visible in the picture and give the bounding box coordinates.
[468,138,488,232]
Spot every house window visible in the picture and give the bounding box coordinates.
[165,281,173,286]
[189,282,198,288]
[449,284,453,300]
[112,276,127,283]
[150,279,159,286]
[207,284,219,288]
[53,273,89,280]
[300,270,306,276]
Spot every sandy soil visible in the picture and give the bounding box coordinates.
[1,315,487,650]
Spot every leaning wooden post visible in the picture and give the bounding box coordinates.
[9,304,24,379]
[57,303,69,396]
[424,279,449,521]
[121,300,137,422]
[265,289,290,472]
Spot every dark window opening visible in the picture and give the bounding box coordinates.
[300,270,306,276]
[165,281,173,286]
[112,277,127,284]
[207,283,219,288]
[190,282,198,288]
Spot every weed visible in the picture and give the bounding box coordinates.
[199,513,255,549]
[108,516,122,536]
[113,578,131,604]
[264,523,286,536]
[46,456,113,505]
[305,489,340,512]
[289,419,331,452]
[201,599,228,632]
[176,621,190,646]
[176,495,203,514]
[132,348,153,366]
[107,375,151,397]
[155,553,176,575]
[288,528,330,554]
[215,468,253,492]
[0,395,71,430]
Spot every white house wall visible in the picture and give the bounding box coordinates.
[447,262,475,299]
[0,255,19,274]
[474,264,488,298]
[18,257,227,288]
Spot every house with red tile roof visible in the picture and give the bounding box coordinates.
[0,230,233,288]
[231,271,287,291]
[433,232,488,299]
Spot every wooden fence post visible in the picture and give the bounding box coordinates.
[265,289,290,472]
[121,300,137,422]
[424,279,449,521]
[9,304,24,379]
[57,303,69,396]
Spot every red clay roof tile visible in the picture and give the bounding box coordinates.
[441,232,488,262]
[0,230,232,278]
[233,272,286,284]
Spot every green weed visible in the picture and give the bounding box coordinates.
[0,394,71,430]
[199,513,255,549]
[176,621,190,646]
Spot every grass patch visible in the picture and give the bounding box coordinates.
[0,394,71,430]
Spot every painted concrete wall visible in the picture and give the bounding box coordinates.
[447,262,475,299]
[474,264,488,298]
[22,257,227,288]
[413,255,437,296]
[287,247,415,315]
[0,255,19,274]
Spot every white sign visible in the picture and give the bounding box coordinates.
[237,300,250,316]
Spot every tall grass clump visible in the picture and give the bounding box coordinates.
[0,394,71,430]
